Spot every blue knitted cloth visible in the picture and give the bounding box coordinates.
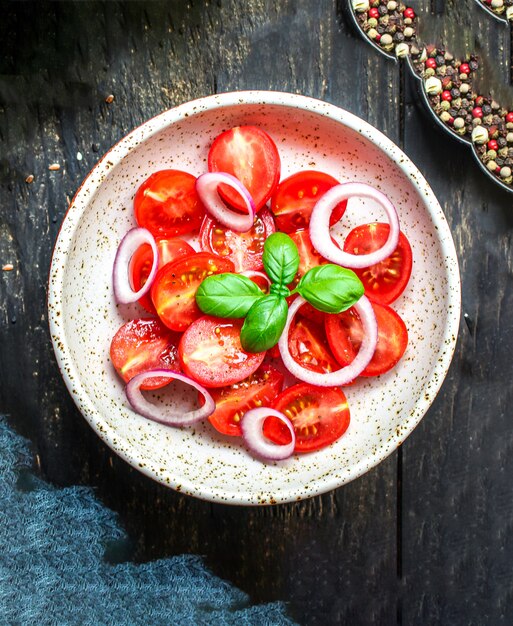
[0,418,294,625]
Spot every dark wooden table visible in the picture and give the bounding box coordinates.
[1,1,512,624]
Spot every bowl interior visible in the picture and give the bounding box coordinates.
[51,96,459,504]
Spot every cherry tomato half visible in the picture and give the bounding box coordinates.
[130,238,195,314]
[208,126,281,212]
[207,364,284,437]
[264,383,351,453]
[179,316,266,388]
[199,209,275,272]
[270,171,347,233]
[288,229,328,289]
[150,252,234,332]
[343,222,412,305]
[288,316,339,374]
[109,318,181,390]
[134,170,205,237]
[325,301,408,377]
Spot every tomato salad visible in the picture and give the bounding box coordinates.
[110,126,411,461]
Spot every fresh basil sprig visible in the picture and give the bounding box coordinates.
[293,264,364,313]
[240,294,288,353]
[196,274,265,318]
[262,232,299,286]
[195,232,364,354]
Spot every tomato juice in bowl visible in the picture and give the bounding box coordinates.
[48,91,460,505]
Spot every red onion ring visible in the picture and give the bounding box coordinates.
[309,182,400,268]
[278,295,378,386]
[241,407,296,461]
[196,172,256,232]
[240,270,272,291]
[126,369,215,426]
[113,227,158,304]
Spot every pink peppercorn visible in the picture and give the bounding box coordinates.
[426,58,437,69]
[506,112,513,124]
[459,63,470,75]
[488,140,499,151]
[369,7,379,18]
[441,91,452,102]
[404,7,415,19]
[472,107,483,119]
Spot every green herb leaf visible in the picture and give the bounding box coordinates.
[269,282,290,298]
[295,264,364,313]
[196,273,265,318]
[240,294,288,353]
[262,232,300,286]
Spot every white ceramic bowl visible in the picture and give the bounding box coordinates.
[48,91,460,505]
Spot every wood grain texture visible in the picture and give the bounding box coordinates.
[1,1,511,624]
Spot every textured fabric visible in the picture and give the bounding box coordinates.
[0,418,295,625]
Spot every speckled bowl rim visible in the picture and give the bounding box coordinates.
[48,90,461,505]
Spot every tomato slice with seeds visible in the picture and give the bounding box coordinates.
[207,365,284,437]
[343,222,412,305]
[150,252,234,332]
[288,316,339,374]
[288,229,328,289]
[109,318,181,390]
[270,171,347,233]
[130,238,195,314]
[179,316,266,388]
[208,126,281,212]
[199,209,275,272]
[134,170,205,237]
[325,301,408,377]
[264,383,350,452]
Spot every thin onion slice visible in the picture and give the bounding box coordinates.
[126,369,215,426]
[278,295,378,387]
[241,270,272,291]
[196,172,256,232]
[309,182,400,269]
[241,407,296,461]
[113,227,158,304]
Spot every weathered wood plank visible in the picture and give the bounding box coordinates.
[401,2,513,623]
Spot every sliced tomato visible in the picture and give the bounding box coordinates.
[207,365,284,437]
[130,238,195,314]
[109,318,181,390]
[287,229,328,291]
[263,383,350,452]
[343,222,412,305]
[288,316,339,374]
[270,170,347,233]
[208,126,281,211]
[199,209,275,272]
[325,302,408,377]
[150,252,234,332]
[179,316,266,388]
[134,169,205,237]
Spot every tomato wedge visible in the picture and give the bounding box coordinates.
[199,209,275,272]
[179,316,266,388]
[130,238,195,314]
[343,222,412,305]
[263,383,350,452]
[270,170,347,233]
[151,252,234,332]
[208,126,281,212]
[109,318,181,390]
[288,316,339,374]
[207,365,284,437]
[134,169,205,237]
[325,301,408,377]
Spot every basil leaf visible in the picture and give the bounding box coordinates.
[262,232,300,286]
[296,264,364,313]
[269,282,290,298]
[196,273,265,318]
[240,294,288,353]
